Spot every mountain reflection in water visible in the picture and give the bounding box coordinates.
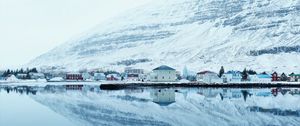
[0,85,300,126]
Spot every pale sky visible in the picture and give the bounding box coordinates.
[0,0,151,70]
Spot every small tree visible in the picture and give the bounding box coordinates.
[280,73,288,81]
[30,68,38,73]
[20,68,24,74]
[247,69,257,75]
[182,66,189,79]
[242,68,248,81]
[1,71,7,77]
[218,66,225,78]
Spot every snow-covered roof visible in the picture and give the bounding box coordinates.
[257,74,271,78]
[226,70,241,74]
[197,71,216,75]
[289,73,300,76]
[153,65,175,71]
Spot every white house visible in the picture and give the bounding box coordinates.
[150,65,177,82]
[94,73,106,81]
[197,71,222,84]
[49,77,64,82]
[249,74,272,83]
[222,71,242,83]
[6,74,19,82]
[29,72,45,79]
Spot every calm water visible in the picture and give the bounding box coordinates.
[0,84,300,126]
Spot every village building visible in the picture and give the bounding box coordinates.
[93,73,106,81]
[48,77,64,82]
[5,74,19,82]
[289,73,300,82]
[124,67,144,81]
[106,74,120,81]
[29,72,45,79]
[126,74,139,81]
[124,67,144,74]
[280,73,288,81]
[222,71,242,83]
[138,74,148,82]
[16,73,28,79]
[66,73,83,81]
[197,71,222,84]
[249,74,272,83]
[150,65,177,82]
[271,72,280,81]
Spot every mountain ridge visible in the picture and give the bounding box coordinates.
[28,0,300,73]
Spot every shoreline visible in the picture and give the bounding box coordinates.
[1,81,300,89]
[99,83,300,90]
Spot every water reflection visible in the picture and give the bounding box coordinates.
[248,106,300,117]
[1,85,300,126]
[151,89,176,106]
[1,85,38,95]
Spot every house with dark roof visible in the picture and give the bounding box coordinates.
[221,70,242,83]
[289,73,300,82]
[150,65,177,82]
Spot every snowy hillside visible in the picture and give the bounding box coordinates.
[28,0,300,72]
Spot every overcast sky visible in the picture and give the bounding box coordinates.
[0,0,150,70]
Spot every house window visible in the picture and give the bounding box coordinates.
[155,76,158,79]
[162,76,164,79]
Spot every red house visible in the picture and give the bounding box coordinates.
[66,73,83,81]
[271,72,280,81]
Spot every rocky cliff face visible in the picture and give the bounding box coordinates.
[29,0,300,72]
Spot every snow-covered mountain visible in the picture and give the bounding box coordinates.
[28,0,300,72]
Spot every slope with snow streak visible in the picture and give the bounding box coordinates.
[29,0,300,72]
[31,89,300,126]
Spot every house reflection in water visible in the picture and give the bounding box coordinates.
[151,89,175,106]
